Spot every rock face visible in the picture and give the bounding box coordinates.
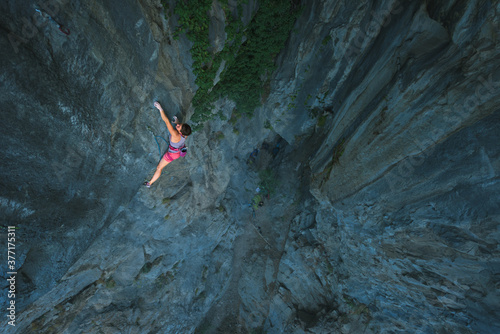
[0,0,499,333]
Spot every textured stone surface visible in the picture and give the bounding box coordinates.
[0,0,499,333]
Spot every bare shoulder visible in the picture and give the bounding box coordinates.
[170,133,182,143]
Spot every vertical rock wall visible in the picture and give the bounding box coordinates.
[0,0,499,333]
[259,0,500,332]
[0,0,197,315]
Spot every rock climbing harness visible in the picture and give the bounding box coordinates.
[154,135,187,160]
[34,7,70,35]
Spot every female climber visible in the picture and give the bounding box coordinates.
[143,101,192,188]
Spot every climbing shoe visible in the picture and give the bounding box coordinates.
[143,181,151,188]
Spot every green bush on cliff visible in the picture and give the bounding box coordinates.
[216,0,301,117]
[258,168,278,195]
[166,0,301,126]
[172,0,215,91]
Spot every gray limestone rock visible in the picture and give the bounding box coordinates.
[0,0,498,333]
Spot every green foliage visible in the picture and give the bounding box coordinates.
[317,90,329,105]
[165,0,302,126]
[322,35,332,45]
[105,277,116,289]
[332,138,346,164]
[258,169,279,195]
[172,0,247,125]
[137,256,164,279]
[140,262,153,274]
[170,0,223,125]
[264,119,273,130]
[252,194,263,210]
[216,0,301,116]
[229,110,241,125]
[155,271,174,287]
[161,0,170,20]
[215,131,225,141]
[317,114,327,127]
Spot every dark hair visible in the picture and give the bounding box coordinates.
[180,123,192,137]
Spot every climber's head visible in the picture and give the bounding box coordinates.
[176,123,192,137]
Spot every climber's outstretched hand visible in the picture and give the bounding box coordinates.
[154,101,163,111]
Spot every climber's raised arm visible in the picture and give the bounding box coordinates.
[154,102,178,138]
